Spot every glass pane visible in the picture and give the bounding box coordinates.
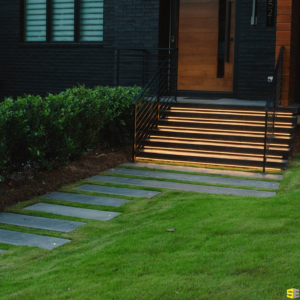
[80,0,104,42]
[25,0,47,42]
[52,0,75,42]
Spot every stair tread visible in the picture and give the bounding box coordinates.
[86,175,276,197]
[152,128,292,139]
[138,149,288,163]
[106,168,280,189]
[145,138,290,150]
[160,119,296,129]
[122,162,284,180]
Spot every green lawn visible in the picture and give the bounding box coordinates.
[1,156,300,299]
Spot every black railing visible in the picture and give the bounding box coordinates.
[116,48,174,87]
[132,49,178,161]
[262,46,284,173]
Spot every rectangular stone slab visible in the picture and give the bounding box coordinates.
[75,184,160,199]
[0,229,70,250]
[0,213,85,232]
[87,175,276,198]
[122,162,283,180]
[0,249,5,253]
[25,203,121,221]
[106,168,280,189]
[41,192,130,207]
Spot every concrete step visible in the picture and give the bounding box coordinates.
[122,162,283,180]
[0,213,85,232]
[105,168,280,189]
[25,203,121,221]
[75,184,161,199]
[41,192,130,207]
[0,229,70,250]
[86,175,276,198]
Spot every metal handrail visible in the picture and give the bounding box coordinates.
[132,49,178,161]
[262,46,284,173]
[117,48,174,87]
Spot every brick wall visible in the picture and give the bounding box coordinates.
[0,0,286,102]
[0,0,160,101]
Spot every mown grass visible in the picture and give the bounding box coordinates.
[0,156,300,299]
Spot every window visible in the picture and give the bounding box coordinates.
[24,0,104,42]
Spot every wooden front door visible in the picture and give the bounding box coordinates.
[178,0,236,92]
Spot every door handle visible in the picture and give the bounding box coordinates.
[225,1,231,63]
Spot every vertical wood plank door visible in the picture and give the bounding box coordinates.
[178,0,236,92]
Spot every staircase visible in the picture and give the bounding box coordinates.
[134,102,298,170]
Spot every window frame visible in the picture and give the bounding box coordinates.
[21,0,104,45]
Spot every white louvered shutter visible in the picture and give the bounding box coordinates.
[52,0,75,41]
[80,0,104,42]
[25,0,47,42]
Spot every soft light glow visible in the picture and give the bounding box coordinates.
[150,135,290,147]
[136,158,283,171]
[158,127,291,138]
[147,138,289,151]
[140,148,284,161]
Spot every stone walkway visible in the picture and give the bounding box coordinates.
[0,161,282,251]
[0,213,85,232]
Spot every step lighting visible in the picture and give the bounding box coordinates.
[164,116,293,128]
[164,118,266,125]
[147,138,290,151]
[141,148,284,161]
[170,108,294,117]
[143,146,284,159]
[150,135,290,147]
[150,135,264,145]
[170,108,266,114]
[162,118,294,128]
[136,158,282,171]
[158,127,291,137]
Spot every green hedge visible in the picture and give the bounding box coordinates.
[0,85,141,181]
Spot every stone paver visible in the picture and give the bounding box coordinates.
[87,175,276,197]
[75,184,160,199]
[0,229,70,250]
[107,168,279,189]
[41,192,129,207]
[25,203,121,221]
[0,213,85,232]
[0,249,5,253]
[122,162,283,180]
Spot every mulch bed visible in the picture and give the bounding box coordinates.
[292,125,300,157]
[0,146,132,212]
[1,125,300,213]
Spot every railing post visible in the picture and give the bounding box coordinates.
[116,49,120,87]
[175,49,178,102]
[142,50,146,87]
[157,99,160,128]
[262,111,268,173]
[132,103,137,162]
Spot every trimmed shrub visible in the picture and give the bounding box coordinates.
[0,85,141,181]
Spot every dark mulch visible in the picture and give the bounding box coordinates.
[292,125,300,157]
[0,146,132,212]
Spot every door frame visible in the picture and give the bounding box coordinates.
[167,0,239,98]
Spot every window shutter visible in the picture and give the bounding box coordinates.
[25,0,47,42]
[80,0,104,42]
[52,0,75,41]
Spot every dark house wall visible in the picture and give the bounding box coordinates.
[0,0,160,101]
[234,0,277,100]
[0,0,277,101]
